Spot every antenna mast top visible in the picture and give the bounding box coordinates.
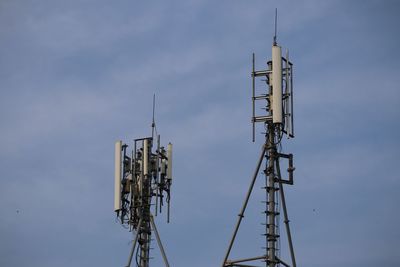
[273,8,278,45]
[151,93,156,139]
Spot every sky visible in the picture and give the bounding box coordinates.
[0,0,399,266]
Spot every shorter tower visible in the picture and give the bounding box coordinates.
[114,97,173,267]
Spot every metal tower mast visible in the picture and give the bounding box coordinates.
[114,97,173,267]
[222,18,296,267]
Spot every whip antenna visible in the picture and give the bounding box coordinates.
[273,8,278,45]
[151,93,156,139]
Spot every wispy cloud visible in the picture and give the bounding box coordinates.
[1,1,399,267]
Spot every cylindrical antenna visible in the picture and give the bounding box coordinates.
[285,49,289,134]
[289,60,294,138]
[272,45,283,124]
[167,143,173,180]
[114,140,122,212]
[152,93,156,139]
[252,53,256,142]
[161,158,167,175]
[144,139,149,176]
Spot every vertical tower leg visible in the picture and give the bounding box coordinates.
[276,159,296,267]
[139,169,152,267]
[266,125,277,267]
[150,215,170,267]
[139,221,151,267]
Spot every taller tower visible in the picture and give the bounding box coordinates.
[222,13,297,267]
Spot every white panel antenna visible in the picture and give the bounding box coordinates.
[143,139,149,176]
[167,143,173,180]
[272,45,283,124]
[114,140,122,212]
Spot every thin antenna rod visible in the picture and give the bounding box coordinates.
[274,8,278,45]
[152,93,156,139]
[252,53,255,142]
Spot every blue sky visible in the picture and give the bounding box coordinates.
[0,0,399,266]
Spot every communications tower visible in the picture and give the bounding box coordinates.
[114,96,173,267]
[222,12,297,267]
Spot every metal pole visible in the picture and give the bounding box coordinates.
[252,53,256,142]
[221,145,267,267]
[266,125,276,267]
[126,218,143,267]
[155,135,160,216]
[276,159,296,267]
[139,221,151,267]
[290,64,294,137]
[150,215,170,267]
[140,139,151,267]
[167,196,170,223]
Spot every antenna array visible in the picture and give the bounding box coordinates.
[114,97,173,267]
[222,12,297,267]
